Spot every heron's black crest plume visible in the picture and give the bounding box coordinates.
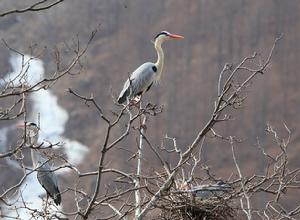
[28,122,38,127]
[154,31,169,40]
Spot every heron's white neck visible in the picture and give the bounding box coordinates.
[31,149,38,169]
[154,40,164,82]
[26,129,39,146]
[26,130,40,169]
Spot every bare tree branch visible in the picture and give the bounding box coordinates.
[0,0,64,17]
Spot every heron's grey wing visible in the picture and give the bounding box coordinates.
[37,163,61,205]
[117,62,156,103]
[130,62,156,96]
[191,183,231,198]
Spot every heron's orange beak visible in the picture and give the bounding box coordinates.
[16,122,25,128]
[168,33,184,39]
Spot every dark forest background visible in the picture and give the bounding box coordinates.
[1,0,300,217]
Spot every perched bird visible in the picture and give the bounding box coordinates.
[176,181,232,199]
[117,31,184,104]
[17,122,61,205]
[190,181,232,199]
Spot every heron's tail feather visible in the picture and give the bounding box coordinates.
[53,192,61,205]
[117,88,130,104]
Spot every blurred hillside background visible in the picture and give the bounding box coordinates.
[1,0,300,218]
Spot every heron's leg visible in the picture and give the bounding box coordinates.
[44,193,49,214]
[127,96,142,110]
[139,101,142,126]
[129,97,141,106]
[139,99,147,130]
[128,100,137,108]
[140,119,147,130]
[134,95,142,103]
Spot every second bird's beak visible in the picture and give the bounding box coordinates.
[16,123,25,129]
[168,33,184,39]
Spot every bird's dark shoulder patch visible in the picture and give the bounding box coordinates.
[152,65,157,72]
[146,82,153,92]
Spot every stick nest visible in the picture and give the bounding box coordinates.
[156,192,237,220]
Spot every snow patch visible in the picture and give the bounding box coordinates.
[1,54,90,219]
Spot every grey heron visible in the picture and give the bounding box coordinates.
[117,31,184,104]
[17,122,61,206]
[176,181,232,199]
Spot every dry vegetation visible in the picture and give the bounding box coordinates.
[1,1,300,219]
